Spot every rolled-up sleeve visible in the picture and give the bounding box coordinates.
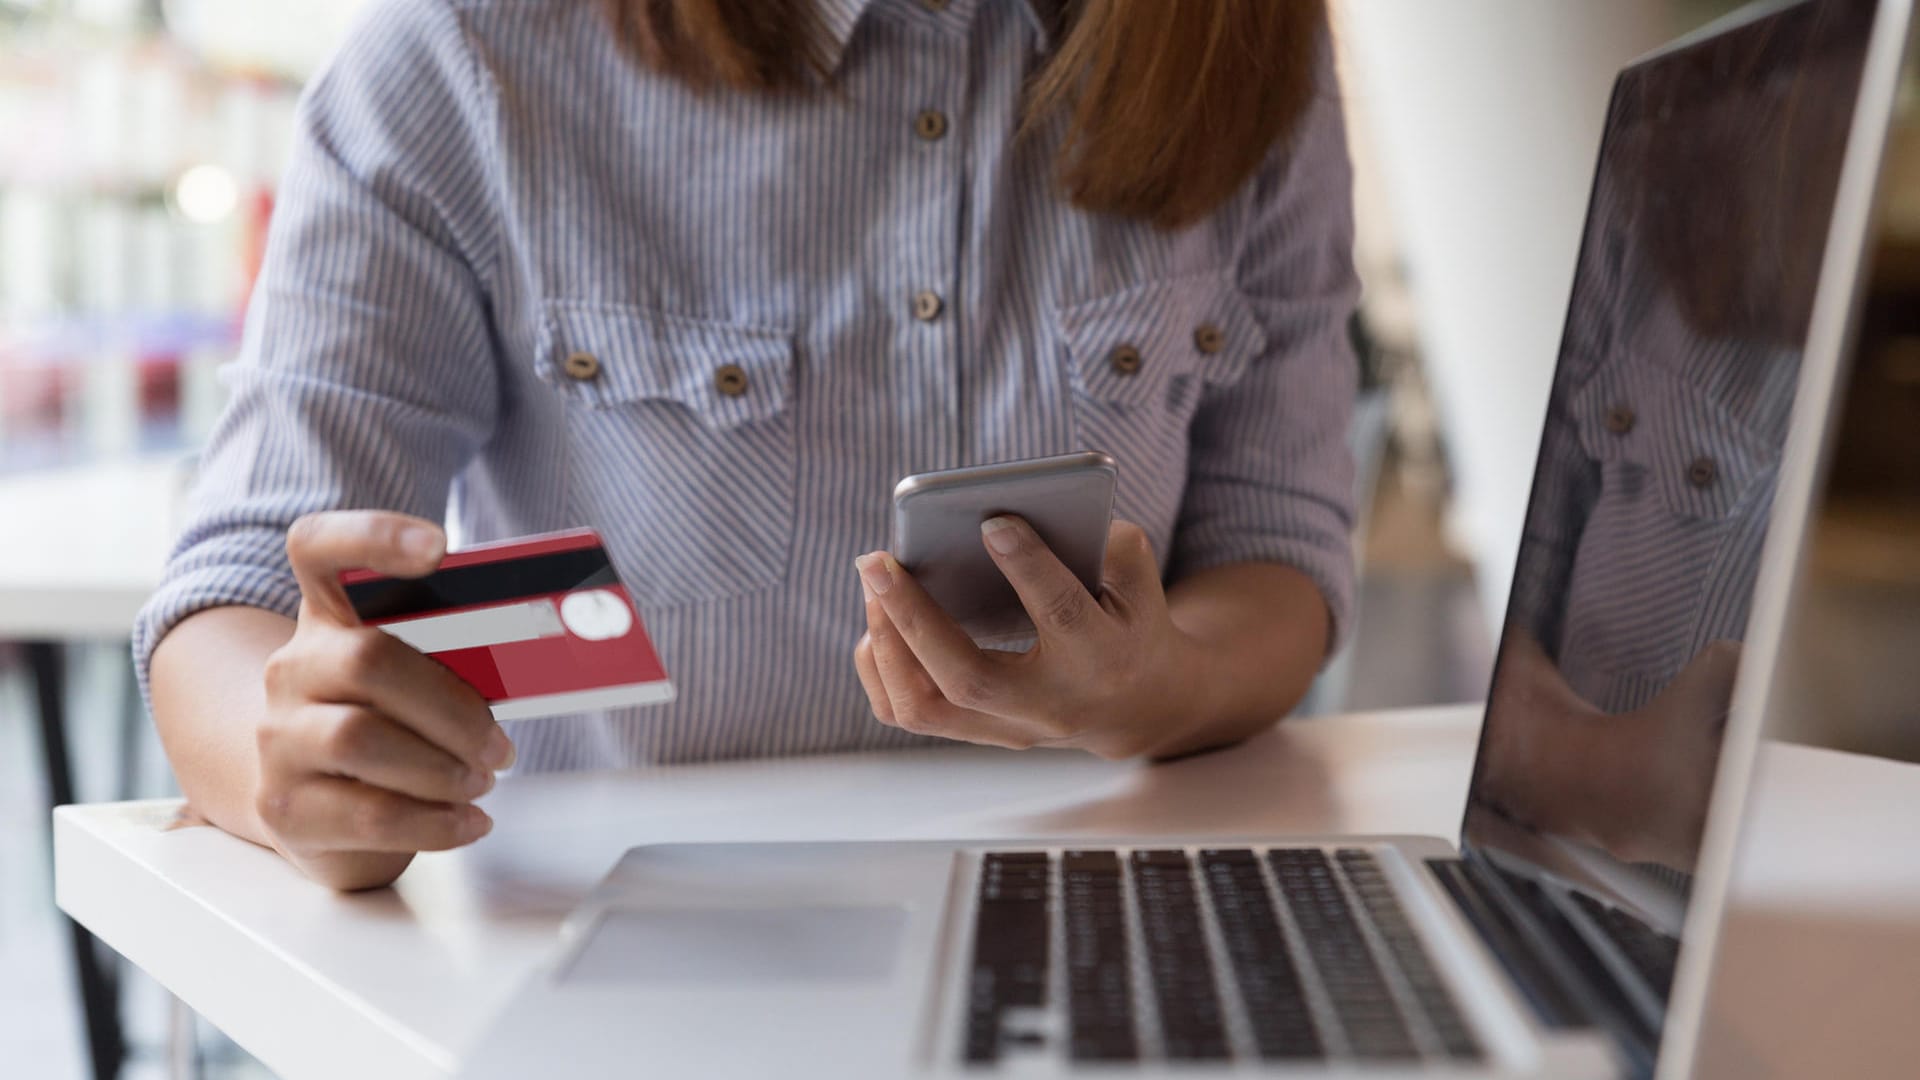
[1169,60,1361,657]
[132,0,503,696]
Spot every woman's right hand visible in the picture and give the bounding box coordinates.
[256,510,515,890]
[1477,631,1739,870]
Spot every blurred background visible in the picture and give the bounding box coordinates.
[0,1,1911,1078]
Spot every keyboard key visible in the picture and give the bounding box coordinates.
[1335,849,1482,1061]
[1569,891,1681,1002]
[1131,850,1230,1060]
[964,852,1052,1063]
[1062,850,1138,1062]
[1199,850,1324,1060]
[1268,849,1419,1060]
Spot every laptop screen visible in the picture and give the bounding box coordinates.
[1459,0,1877,1042]
[1757,55,1920,764]
[1687,41,1920,1073]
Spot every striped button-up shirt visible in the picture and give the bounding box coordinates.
[134,0,1360,770]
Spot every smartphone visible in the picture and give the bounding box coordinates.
[891,451,1117,645]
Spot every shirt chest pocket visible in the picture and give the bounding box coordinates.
[537,301,797,607]
[1571,364,1770,523]
[1054,274,1267,539]
[1560,362,1776,680]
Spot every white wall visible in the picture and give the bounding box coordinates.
[1336,1,1672,631]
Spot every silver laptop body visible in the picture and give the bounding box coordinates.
[461,1,1911,1077]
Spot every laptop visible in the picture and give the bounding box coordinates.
[1656,4,1920,1074]
[461,1,1910,1076]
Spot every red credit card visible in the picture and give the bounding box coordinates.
[340,529,673,721]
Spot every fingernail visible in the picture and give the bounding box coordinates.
[460,808,493,842]
[483,727,516,770]
[401,526,442,561]
[855,553,893,596]
[463,767,495,799]
[982,516,1022,555]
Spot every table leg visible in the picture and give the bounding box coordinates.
[168,993,202,1080]
[116,651,144,802]
[26,641,127,1080]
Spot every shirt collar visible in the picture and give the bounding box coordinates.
[813,0,1060,75]
[812,0,871,73]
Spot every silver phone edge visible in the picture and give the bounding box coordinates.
[891,450,1118,505]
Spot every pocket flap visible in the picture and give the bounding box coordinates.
[538,301,793,428]
[1572,364,1770,520]
[1055,274,1268,411]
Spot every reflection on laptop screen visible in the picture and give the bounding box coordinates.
[1763,56,1920,760]
[1689,46,1920,1075]
[1460,0,1876,1046]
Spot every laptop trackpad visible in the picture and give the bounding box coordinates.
[558,905,909,985]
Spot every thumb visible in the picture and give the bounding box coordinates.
[1098,520,1164,612]
[285,510,446,625]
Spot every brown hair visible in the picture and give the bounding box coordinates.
[602,0,1327,230]
[1624,0,1870,342]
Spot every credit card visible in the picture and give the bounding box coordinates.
[340,529,673,721]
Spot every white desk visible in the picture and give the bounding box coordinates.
[51,705,1920,1080]
[0,456,182,639]
[3,456,184,1079]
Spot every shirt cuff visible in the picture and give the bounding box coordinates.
[1169,529,1357,667]
[132,560,302,706]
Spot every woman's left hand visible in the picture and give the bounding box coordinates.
[851,516,1206,760]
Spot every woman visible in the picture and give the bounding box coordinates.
[141,0,1360,890]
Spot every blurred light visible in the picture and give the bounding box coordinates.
[173,164,238,224]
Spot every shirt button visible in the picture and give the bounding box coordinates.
[1688,457,1718,488]
[1193,323,1226,355]
[714,364,750,398]
[563,351,600,381]
[912,290,944,322]
[1606,405,1636,435]
[914,109,949,141]
[1109,344,1144,376]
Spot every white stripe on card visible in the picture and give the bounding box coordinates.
[376,598,565,654]
[489,680,677,722]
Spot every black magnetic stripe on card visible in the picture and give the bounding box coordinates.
[345,547,619,621]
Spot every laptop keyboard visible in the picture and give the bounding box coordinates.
[1569,891,1681,1002]
[1201,850,1320,1060]
[963,847,1483,1068]
[1336,850,1484,1058]
[1062,851,1136,1060]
